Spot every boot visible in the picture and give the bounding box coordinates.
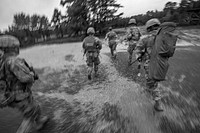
[154,100,164,112]
[35,116,49,131]
[87,67,93,80]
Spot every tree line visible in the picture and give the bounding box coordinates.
[4,0,200,48]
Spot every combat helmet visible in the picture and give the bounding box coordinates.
[0,35,20,54]
[128,18,136,25]
[87,27,95,34]
[145,18,161,31]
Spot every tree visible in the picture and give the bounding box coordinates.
[30,14,40,31]
[60,0,89,36]
[60,0,122,36]
[163,2,178,21]
[88,0,123,33]
[51,8,65,38]
[13,12,28,30]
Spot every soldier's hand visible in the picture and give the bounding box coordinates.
[137,56,142,62]
[34,74,39,80]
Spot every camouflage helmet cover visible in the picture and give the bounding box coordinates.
[109,27,112,30]
[0,35,20,48]
[145,18,161,30]
[129,18,136,24]
[87,27,95,34]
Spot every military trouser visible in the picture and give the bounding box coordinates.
[137,53,150,79]
[127,43,137,63]
[143,59,150,79]
[146,78,161,101]
[108,40,117,57]
[86,52,100,75]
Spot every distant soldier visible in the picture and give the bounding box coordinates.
[83,27,102,80]
[125,18,142,65]
[105,27,118,59]
[0,35,49,132]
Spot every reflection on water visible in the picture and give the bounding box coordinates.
[0,107,22,133]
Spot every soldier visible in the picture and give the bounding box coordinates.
[135,18,161,79]
[136,20,177,112]
[0,35,49,132]
[82,27,102,80]
[125,18,142,65]
[148,22,177,111]
[105,26,118,59]
[135,18,161,111]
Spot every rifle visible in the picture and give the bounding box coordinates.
[129,59,138,66]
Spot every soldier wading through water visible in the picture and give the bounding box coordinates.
[82,27,102,80]
[0,35,49,132]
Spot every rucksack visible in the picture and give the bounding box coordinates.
[155,23,177,58]
[84,36,99,52]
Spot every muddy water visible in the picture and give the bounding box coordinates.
[0,41,200,133]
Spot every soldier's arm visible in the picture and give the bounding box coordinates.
[137,27,142,37]
[95,37,102,50]
[135,37,147,59]
[82,39,86,49]
[126,33,132,40]
[114,32,119,39]
[9,58,35,83]
[105,32,109,40]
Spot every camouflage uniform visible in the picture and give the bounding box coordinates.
[82,28,102,79]
[135,18,165,111]
[105,29,118,58]
[126,26,141,64]
[0,35,48,131]
[135,34,162,101]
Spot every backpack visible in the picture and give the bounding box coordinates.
[156,24,177,58]
[84,36,99,52]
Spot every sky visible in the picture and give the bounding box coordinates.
[0,0,181,31]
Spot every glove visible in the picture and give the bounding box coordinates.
[34,74,39,80]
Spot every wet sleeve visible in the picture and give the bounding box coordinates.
[10,58,34,83]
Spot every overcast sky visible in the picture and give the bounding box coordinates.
[0,0,181,31]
